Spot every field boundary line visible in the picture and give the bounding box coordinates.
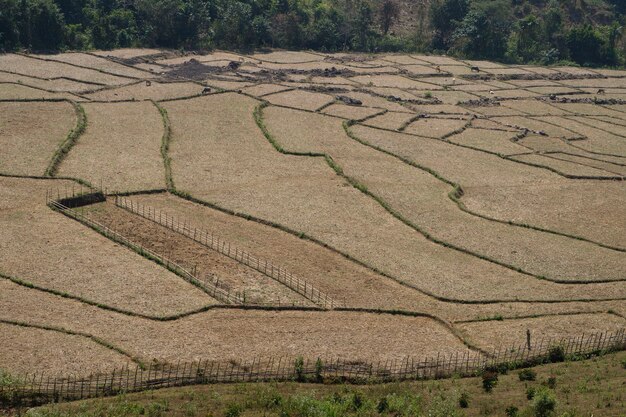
[44,100,87,177]
[115,196,339,309]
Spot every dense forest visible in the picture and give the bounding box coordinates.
[0,0,625,67]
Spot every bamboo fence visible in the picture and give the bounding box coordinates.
[114,196,340,309]
[2,329,624,406]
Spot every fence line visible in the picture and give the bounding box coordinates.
[2,329,624,406]
[115,196,340,309]
[45,193,245,305]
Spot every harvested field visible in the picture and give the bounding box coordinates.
[321,104,383,120]
[263,89,334,111]
[0,322,134,375]
[58,101,165,192]
[86,201,312,306]
[92,48,164,59]
[492,116,582,139]
[350,74,435,89]
[35,52,150,78]
[122,193,626,322]
[510,154,620,177]
[446,128,530,155]
[0,281,472,366]
[403,117,468,138]
[534,116,626,156]
[0,177,214,316]
[84,81,204,101]
[1,50,625,380]
[264,107,626,290]
[362,111,416,130]
[348,125,626,249]
[241,83,292,97]
[0,72,97,93]
[458,314,626,351]
[462,182,626,249]
[0,54,132,85]
[0,101,76,176]
[0,83,78,100]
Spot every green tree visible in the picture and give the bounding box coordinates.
[135,0,212,48]
[567,24,618,65]
[215,1,254,48]
[351,0,373,50]
[0,0,21,50]
[90,8,137,49]
[17,0,66,50]
[379,0,399,35]
[429,0,469,49]
[452,3,511,60]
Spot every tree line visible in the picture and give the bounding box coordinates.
[0,0,624,67]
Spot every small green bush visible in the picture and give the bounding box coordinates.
[546,376,557,389]
[459,392,470,408]
[506,405,519,417]
[532,388,557,417]
[519,369,537,381]
[621,358,626,369]
[224,403,243,417]
[527,386,536,400]
[548,346,565,363]
[315,358,323,382]
[294,356,305,382]
[482,370,499,393]
[377,396,389,413]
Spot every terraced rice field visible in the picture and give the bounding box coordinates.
[0,49,624,379]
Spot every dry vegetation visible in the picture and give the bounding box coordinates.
[58,101,165,192]
[0,50,624,379]
[0,177,214,316]
[0,101,76,175]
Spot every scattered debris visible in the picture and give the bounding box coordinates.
[336,95,363,106]
[460,97,501,107]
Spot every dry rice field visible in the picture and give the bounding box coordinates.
[0,50,624,379]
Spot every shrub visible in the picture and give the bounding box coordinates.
[548,346,565,363]
[506,405,519,417]
[621,358,626,369]
[527,386,536,400]
[519,368,537,381]
[294,356,305,382]
[459,392,470,408]
[532,388,557,417]
[315,358,323,382]
[482,369,499,393]
[224,403,243,417]
[377,396,389,413]
[546,376,557,389]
